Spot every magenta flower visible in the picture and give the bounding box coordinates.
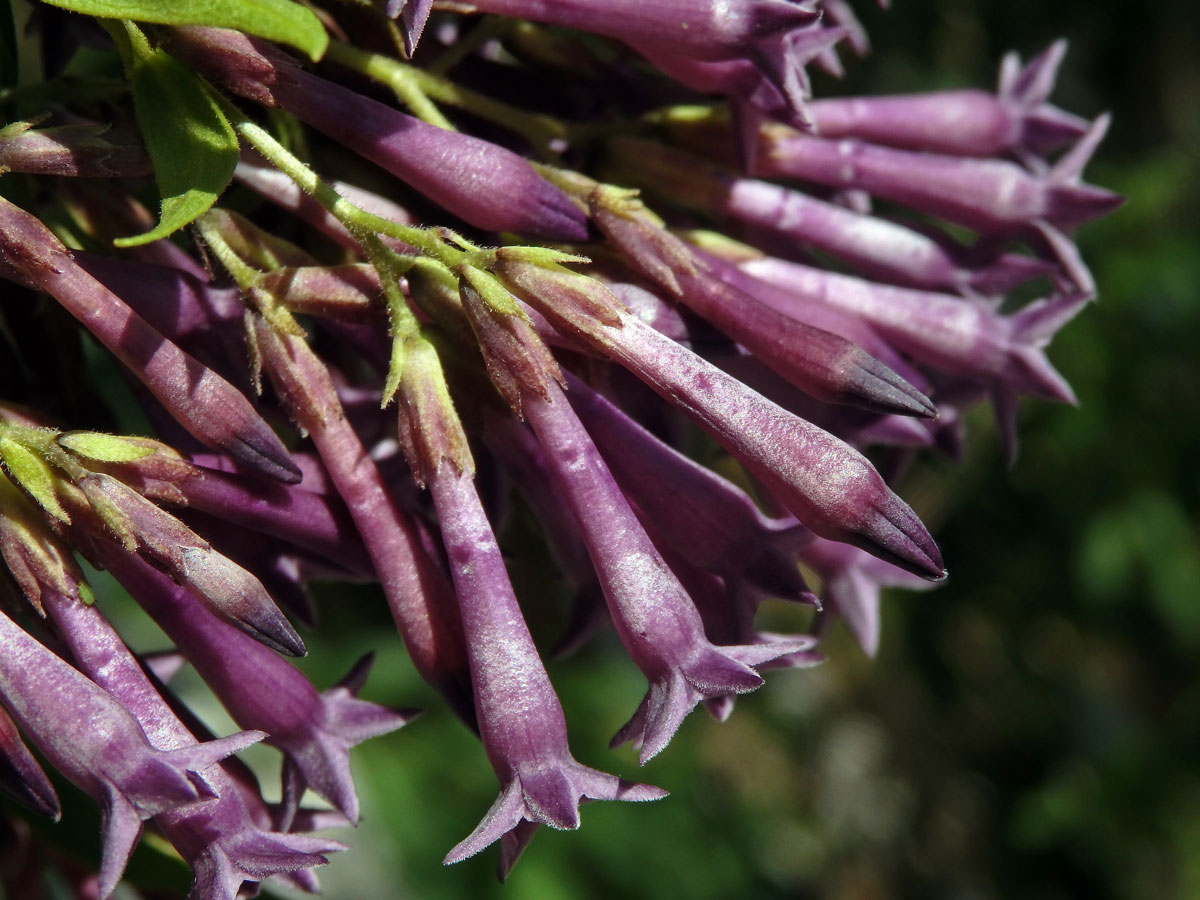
[168,27,588,241]
[589,194,937,417]
[0,3,1122,887]
[431,461,666,870]
[807,41,1089,161]
[0,604,264,899]
[0,197,299,483]
[494,254,946,581]
[41,585,345,899]
[609,137,1053,295]
[100,547,412,825]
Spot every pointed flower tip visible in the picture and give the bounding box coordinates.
[1046,182,1124,229]
[856,497,946,582]
[228,421,302,483]
[848,353,939,418]
[231,602,307,658]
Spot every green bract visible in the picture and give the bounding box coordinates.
[113,25,238,247]
[57,432,157,463]
[0,437,69,523]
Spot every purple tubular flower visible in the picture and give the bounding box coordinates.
[563,372,812,604]
[0,122,151,178]
[182,511,321,628]
[694,249,929,386]
[493,255,946,581]
[467,0,824,125]
[609,138,1052,295]
[40,587,344,899]
[808,41,1089,159]
[168,28,587,241]
[715,352,936,451]
[589,197,937,418]
[522,379,817,762]
[797,534,933,657]
[98,547,412,826]
[431,460,666,871]
[73,252,249,385]
[478,412,605,643]
[76,472,306,657]
[0,704,60,821]
[249,316,475,723]
[463,0,820,58]
[74,252,243,340]
[740,255,1086,406]
[0,605,264,900]
[0,196,300,484]
[754,115,1121,237]
[166,463,373,576]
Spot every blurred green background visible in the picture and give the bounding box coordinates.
[6,0,1200,898]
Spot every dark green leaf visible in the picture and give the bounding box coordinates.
[38,0,327,60]
[114,31,238,247]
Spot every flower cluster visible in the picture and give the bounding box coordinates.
[0,0,1117,896]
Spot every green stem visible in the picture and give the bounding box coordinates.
[325,41,455,130]
[326,39,567,158]
[227,111,480,269]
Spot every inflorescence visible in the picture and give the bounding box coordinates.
[0,1,1119,895]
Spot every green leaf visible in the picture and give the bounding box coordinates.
[38,0,327,60]
[57,431,156,463]
[0,437,70,523]
[114,33,238,247]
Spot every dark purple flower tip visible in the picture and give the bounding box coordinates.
[850,493,947,583]
[179,547,307,657]
[395,0,434,56]
[589,195,935,417]
[76,472,307,656]
[0,705,60,821]
[0,196,300,484]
